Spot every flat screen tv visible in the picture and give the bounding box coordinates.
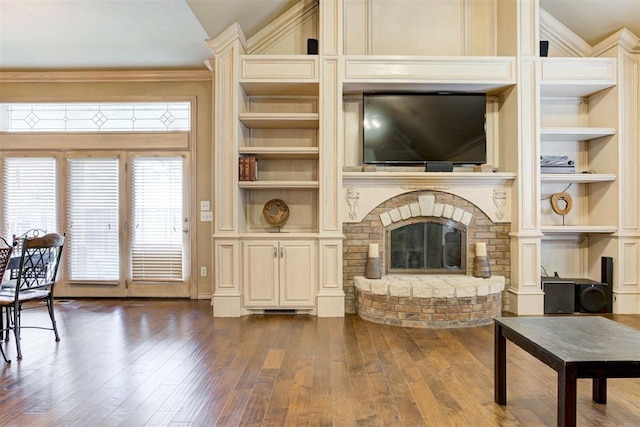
[363,92,487,165]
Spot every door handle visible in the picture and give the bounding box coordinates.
[280,247,284,258]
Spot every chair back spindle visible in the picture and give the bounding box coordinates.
[15,233,65,291]
[0,237,13,283]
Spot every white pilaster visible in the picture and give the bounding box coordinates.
[208,25,247,316]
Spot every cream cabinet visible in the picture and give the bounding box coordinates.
[238,57,320,310]
[242,239,317,309]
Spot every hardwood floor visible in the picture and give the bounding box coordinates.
[0,299,638,426]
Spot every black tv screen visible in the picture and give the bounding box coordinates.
[363,93,487,165]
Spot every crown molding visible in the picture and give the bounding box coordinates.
[206,22,247,56]
[0,69,212,83]
[592,28,640,55]
[539,8,592,58]
[247,0,319,54]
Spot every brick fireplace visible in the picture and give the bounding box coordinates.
[342,188,511,326]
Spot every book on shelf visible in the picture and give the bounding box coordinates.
[239,156,258,181]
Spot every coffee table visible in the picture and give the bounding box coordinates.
[494,316,640,427]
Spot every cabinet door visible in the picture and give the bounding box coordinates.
[279,240,316,307]
[243,241,278,307]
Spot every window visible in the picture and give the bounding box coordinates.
[2,157,57,239]
[66,157,120,281]
[0,102,191,132]
[131,157,184,281]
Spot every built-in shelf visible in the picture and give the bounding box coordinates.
[240,82,319,96]
[238,113,319,128]
[342,56,516,95]
[540,57,617,97]
[239,232,319,239]
[540,82,616,98]
[239,147,319,159]
[342,171,516,186]
[239,180,319,189]
[540,127,616,142]
[541,225,617,235]
[239,55,319,96]
[540,173,616,183]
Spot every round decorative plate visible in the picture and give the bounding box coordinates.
[263,199,290,227]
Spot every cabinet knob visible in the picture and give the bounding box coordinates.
[280,247,284,258]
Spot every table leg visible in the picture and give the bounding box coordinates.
[495,322,507,405]
[558,366,577,427]
[593,377,607,404]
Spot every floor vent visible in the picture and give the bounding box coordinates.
[263,309,297,315]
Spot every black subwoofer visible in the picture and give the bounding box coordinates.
[575,279,612,313]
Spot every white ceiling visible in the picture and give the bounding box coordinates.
[540,0,640,44]
[0,0,638,70]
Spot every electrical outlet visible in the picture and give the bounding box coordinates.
[200,266,207,277]
[200,211,213,222]
[200,200,211,211]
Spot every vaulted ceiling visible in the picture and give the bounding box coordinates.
[0,0,638,70]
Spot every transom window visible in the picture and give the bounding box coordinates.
[0,102,190,132]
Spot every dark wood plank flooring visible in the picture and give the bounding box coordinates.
[0,299,638,426]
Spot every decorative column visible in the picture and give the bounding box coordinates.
[317,0,346,316]
[506,0,545,314]
[207,24,247,316]
[591,31,640,313]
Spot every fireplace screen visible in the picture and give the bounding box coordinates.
[386,218,467,274]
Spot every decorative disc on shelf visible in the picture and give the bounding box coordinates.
[263,199,290,227]
[551,192,573,216]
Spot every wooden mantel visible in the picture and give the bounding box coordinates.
[342,171,516,224]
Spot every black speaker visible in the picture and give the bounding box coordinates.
[575,279,612,313]
[307,38,318,55]
[540,40,549,57]
[425,162,453,172]
[543,279,575,314]
[601,256,613,286]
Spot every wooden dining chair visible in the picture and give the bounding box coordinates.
[0,233,65,361]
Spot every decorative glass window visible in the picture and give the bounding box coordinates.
[0,102,190,132]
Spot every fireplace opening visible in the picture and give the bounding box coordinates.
[385,217,467,274]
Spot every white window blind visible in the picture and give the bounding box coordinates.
[66,157,120,281]
[131,157,183,281]
[2,157,57,239]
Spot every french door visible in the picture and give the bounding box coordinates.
[126,154,190,297]
[1,152,191,298]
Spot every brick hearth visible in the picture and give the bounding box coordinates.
[355,275,505,328]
